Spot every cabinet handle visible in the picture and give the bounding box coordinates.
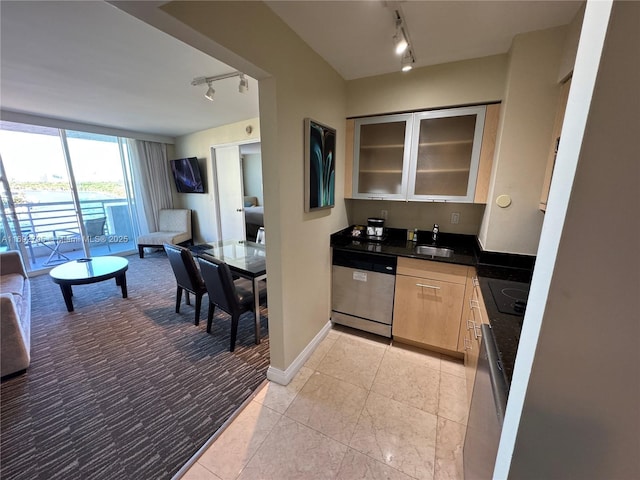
[464,338,472,350]
[470,299,483,323]
[416,283,440,290]
[472,276,479,287]
[473,324,482,340]
[467,319,475,331]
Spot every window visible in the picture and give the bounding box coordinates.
[0,121,140,271]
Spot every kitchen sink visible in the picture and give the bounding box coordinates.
[415,245,455,258]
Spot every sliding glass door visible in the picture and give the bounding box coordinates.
[65,130,137,257]
[0,121,139,272]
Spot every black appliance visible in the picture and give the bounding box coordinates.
[487,278,530,316]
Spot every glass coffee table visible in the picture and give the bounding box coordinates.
[49,256,129,312]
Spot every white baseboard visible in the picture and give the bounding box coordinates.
[266,320,332,386]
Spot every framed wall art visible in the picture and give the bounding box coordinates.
[304,118,336,212]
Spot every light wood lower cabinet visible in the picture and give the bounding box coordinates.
[392,258,469,352]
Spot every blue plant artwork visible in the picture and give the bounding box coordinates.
[307,119,336,211]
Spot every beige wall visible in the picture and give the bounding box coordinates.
[242,152,263,206]
[496,1,639,476]
[161,1,349,371]
[347,200,484,235]
[172,118,261,243]
[479,26,567,255]
[347,54,508,117]
[558,4,585,82]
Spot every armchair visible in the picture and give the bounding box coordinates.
[137,209,192,258]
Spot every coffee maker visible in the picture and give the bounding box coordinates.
[366,217,385,238]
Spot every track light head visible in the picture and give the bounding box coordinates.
[204,83,215,101]
[238,74,249,93]
[393,17,408,55]
[393,32,408,55]
[401,51,414,72]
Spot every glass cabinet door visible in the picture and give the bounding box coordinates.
[353,114,413,200]
[408,106,486,202]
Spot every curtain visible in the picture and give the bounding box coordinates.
[128,139,173,234]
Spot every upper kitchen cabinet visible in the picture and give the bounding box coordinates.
[408,106,485,202]
[350,113,414,200]
[345,104,500,203]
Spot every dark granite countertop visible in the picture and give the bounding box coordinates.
[330,226,478,266]
[331,225,535,393]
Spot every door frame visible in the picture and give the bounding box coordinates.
[210,139,261,241]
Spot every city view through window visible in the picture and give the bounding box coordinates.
[0,121,139,271]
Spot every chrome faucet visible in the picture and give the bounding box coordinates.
[432,224,439,242]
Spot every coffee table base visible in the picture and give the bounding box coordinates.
[49,257,129,312]
[57,273,128,312]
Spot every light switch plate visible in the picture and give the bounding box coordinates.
[451,212,460,224]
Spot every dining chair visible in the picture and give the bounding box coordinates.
[256,227,265,245]
[163,243,207,326]
[197,255,266,352]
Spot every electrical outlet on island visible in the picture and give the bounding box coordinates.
[451,212,460,224]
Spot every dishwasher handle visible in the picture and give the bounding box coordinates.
[481,324,509,425]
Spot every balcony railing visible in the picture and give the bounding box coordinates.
[1,198,137,271]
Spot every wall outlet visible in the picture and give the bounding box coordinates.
[380,210,388,220]
[451,212,460,224]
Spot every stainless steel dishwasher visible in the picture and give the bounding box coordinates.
[331,248,396,337]
[464,323,508,479]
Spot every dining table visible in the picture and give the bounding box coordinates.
[191,240,267,344]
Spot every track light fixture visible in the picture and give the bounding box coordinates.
[238,74,249,93]
[191,71,249,102]
[204,82,215,101]
[401,50,415,72]
[392,10,415,72]
[393,18,408,55]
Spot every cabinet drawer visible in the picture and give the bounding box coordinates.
[397,257,468,283]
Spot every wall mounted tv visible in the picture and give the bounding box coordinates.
[170,157,205,193]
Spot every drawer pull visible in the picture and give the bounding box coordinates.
[472,276,479,287]
[473,324,482,340]
[464,338,472,350]
[467,319,476,330]
[416,283,440,290]
[469,299,480,309]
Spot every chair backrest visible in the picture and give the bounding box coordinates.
[256,227,265,245]
[163,243,203,292]
[197,255,240,316]
[85,217,107,237]
[158,209,191,234]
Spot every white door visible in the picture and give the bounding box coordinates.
[213,145,245,240]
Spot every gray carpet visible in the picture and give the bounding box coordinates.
[0,250,270,480]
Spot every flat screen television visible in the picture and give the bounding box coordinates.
[170,157,205,193]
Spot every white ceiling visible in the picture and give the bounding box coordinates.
[0,1,582,139]
[0,1,259,138]
[267,0,582,80]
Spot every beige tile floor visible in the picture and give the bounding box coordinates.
[181,327,468,480]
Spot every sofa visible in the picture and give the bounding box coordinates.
[1,250,31,378]
[137,209,192,258]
